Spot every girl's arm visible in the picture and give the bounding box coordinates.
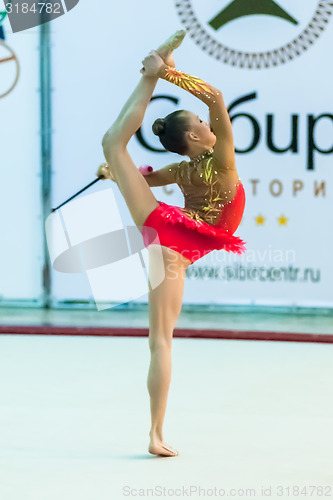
[141,162,181,186]
[157,62,236,171]
[97,162,181,187]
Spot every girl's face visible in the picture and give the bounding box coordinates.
[185,111,217,149]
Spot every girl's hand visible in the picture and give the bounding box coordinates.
[140,51,168,77]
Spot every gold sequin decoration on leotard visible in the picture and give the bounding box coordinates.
[162,67,218,101]
[199,157,226,224]
[175,153,240,226]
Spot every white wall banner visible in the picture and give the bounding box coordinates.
[50,0,333,308]
[0,9,43,302]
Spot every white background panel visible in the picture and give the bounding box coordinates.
[2,0,330,306]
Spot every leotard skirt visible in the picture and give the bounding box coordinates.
[141,182,246,264]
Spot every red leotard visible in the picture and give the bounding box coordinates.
[141,152,246,264]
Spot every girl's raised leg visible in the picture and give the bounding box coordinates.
[101,31,186,227]
[102,75,160,227]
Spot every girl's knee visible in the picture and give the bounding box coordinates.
[102,127,125,153]
[148,334,172,352]
[149,304,181,338]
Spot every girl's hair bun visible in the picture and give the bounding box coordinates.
[152,118,166,136]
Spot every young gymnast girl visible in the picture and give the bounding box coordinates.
[97,30,246,457]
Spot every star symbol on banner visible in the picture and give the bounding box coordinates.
[278,215,288,225]
[255,214,265,225]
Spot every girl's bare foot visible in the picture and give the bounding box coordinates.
[155,30,186,67]
[148,430,179,457]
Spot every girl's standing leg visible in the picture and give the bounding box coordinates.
[147,245,191,457]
